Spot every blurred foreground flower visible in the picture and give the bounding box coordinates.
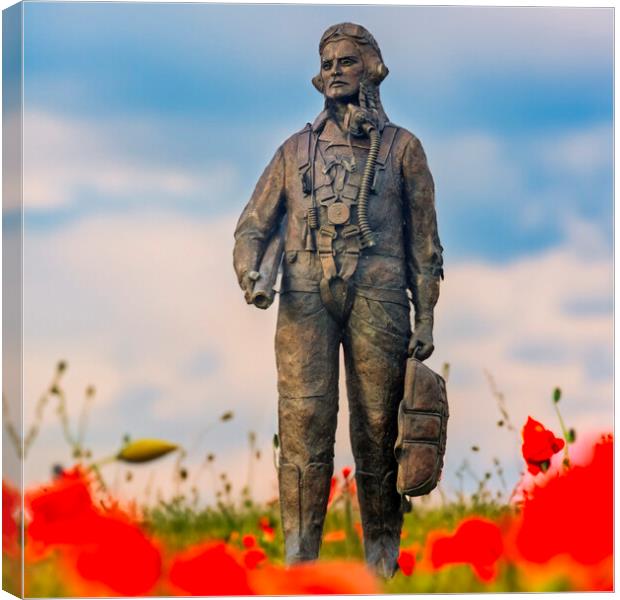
[258,516,275,542]
[511,433,612,590]
[168,541,254,595]
[243,547,267,569]
[323,530,346,543]
[327,476,338,506]
[249,561,380,594]
[168,541,379,595]
[521,416,565,475]
[427,517,504,582]
[2,481,20,556]
[327,469,357,508]
[397,547,416,576]
[26,467,162,595]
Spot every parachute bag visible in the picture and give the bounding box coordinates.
[394,358,448,497]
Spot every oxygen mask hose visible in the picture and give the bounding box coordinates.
[358,123,380,249]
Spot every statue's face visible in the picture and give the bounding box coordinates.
[320,39,364,102]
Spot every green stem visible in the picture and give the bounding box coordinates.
[87,463,108,492]
[552,403,571,467]
[553,402,569,440]
[89,454,118,468]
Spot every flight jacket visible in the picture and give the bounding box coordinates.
[233,110,444,312]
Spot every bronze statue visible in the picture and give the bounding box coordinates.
[233,22,443,577]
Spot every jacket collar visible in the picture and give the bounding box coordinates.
[311,108,389,135]
[311,109,330,133]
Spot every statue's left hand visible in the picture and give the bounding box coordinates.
[408,321,434,361]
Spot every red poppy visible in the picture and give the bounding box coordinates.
[168,541,253,595]
[249,561,380,594]
[2,480,20,556]
[521,416,565,475]
[353,521,363,539]
[323,529,346,543]
[514,433,613,569]
[242,533,257,548]
[258,516,275,542]
[26,467,162,595]
[427,517,504,582]
[342,466,352,480]
[327,476,339,507]
[398,549,416,576]
[243,547,267,569]
[26,467,98,546]
[74,510,162,595]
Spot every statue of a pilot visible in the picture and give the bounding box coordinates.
[233,22,443,577]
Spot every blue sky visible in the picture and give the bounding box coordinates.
[21,4,613,258]
[12,3,613,503]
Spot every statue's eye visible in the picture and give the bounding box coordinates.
[322,61,332,71]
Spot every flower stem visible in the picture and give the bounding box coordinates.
[552,402,571,468]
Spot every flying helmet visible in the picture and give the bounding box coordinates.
[312,22,389,93]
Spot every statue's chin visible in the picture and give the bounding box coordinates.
[325,91,359,106]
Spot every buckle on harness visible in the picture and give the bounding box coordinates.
[342,224,360,239]
[319,225,337,239]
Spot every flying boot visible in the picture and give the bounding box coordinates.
[279,461,333,563]
[355,469,404,578]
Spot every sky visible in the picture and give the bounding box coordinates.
[5,3,613,504]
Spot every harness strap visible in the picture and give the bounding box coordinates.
[317,223,360,322]
[319,277,355,323]
[317,224,338,280]
[296,124,312,173]
[376,124,397,167]
[338,224,361,282]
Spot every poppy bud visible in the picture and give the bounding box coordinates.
[116,438,178,463]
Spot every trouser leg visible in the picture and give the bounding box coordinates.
[275,291,340,563]
[344,295,411,578]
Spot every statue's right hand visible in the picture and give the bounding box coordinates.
[240,270,260,304]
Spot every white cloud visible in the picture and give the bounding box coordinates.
[383,7,611,75]
[198,6,611,79]
[426,131,522,205]
[425,122,612,209]
[22,111,240,210]
[535,123,613,177]
[21,211,612,504]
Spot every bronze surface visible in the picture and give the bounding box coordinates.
[233,22,443,578]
